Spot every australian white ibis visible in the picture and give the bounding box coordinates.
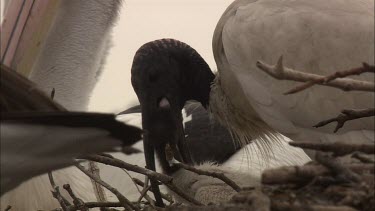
[131,0,373,205]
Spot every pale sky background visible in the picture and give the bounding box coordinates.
[88,0,232,113]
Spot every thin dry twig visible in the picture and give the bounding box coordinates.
[313,108,375,132]
[4,205,12,211]
[173,162,241,192]
[79,155,203,205]
[75,163,137,211]
[132,178,174,203]
[121,169,156,209]
[63,184,88,211]
[87,161,108,204]
[48,172,70,211]
[285,62,375,94]
[289,141,375,156]
[256,56,375,93]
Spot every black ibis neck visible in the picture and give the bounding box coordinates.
[184,55,215,109]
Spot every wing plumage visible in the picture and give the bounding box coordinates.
[0,66,142,195]
[211,0,374,151]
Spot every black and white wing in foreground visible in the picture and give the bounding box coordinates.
[1,112,142,195]
[0,65,142,195]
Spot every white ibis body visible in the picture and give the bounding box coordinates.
[210,0,374,154]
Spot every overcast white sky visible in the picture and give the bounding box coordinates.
[88,0,232,112]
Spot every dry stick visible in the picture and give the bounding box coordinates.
[262,163,374,184]
[75,163,137,211]
[132,178,174,203]
[80,155,203,205]
[63,184,88,211]
[48,172,70,211]
[289,141,375,156]
[256,56,375,93]
[173,162,241,192]
[313,108,375,132]
[285,62,375,95]
[120,168,156,208]
[88,161,108,204]
[315,152,360,183]
[4,205,12,211]
[137,177,151,203]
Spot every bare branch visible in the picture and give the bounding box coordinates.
[289,141,375,156]
[313,108,375,132]
[173,162,241,192]
[285,62,374,94]
[75,163,137,211]
[87,161,108,203]
[48,172,71,210]
[256,57,375,93]
[4,205,12,211]
[79,155,203,205]
[132,178,174,203]
[62,184,88,211]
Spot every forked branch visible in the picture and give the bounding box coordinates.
[313,108,375,132]
[256,56,375,93]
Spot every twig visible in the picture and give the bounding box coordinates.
[173,162,241,192]
[4,205,12,211]
[87,161,108,205]
[256,56,375,93]
[313,108,375,132]
[315,152,360,183]
[289,141,375,156]
[79,155,203,205]
[132,178,174,203]
[48,172,70,211]
[75,163,137,211]
[137,177,151,202]
[62,184,88,211]
[284,62,374,94]
[119,168,156,208]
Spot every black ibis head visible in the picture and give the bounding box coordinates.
[130,39,214,206]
